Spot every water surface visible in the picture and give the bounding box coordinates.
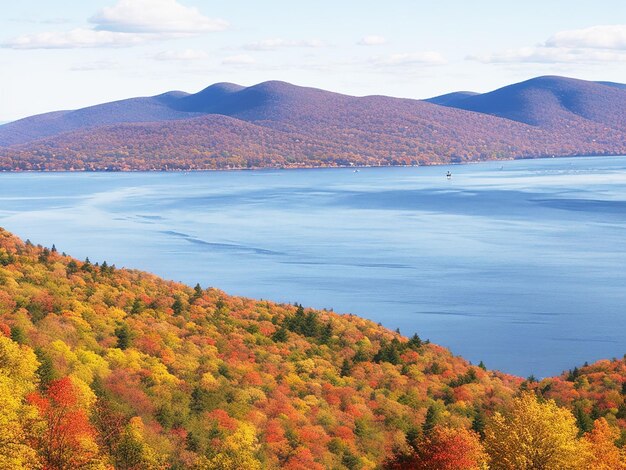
[1,155,625,377]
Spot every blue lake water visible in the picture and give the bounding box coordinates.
[1,155,625,377]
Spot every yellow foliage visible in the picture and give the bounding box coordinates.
[75,348,110,380]
[105,348,143,370]
[237,387,267,404]
[204,423,262,470]
[296,358,316,374]
[0,336,41,469]
[200,371,220,390]
[146,358,178,385]
[484,392,589,469]
[107,307,128,322]
[69,375,98,410]
[284,372,306,390]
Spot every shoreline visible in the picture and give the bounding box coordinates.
[0,152,624,174]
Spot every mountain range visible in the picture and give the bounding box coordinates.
[1,75,625,171]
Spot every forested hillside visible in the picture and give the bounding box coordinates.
[1,227,626,468]
[1,76,625,171]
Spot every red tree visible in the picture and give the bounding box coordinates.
[28,377,99,469]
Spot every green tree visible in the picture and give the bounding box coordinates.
[10,326,26,345]
[423,403,442,435]
[472,406,486,438]
[115,324,132,350]
[573,402,593,435]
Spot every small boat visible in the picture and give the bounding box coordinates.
[446,171,452,180]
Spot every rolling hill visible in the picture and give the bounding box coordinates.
[1,76,625,171]
[424,91,479,106]
[427,76,626,129]
[2,228,626,468]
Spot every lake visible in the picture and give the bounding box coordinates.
[1,155,625,377]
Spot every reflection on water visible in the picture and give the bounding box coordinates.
[1,155,625,377]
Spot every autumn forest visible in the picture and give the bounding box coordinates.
[1,227,626,469]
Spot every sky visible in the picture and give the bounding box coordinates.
[2,0,626,121]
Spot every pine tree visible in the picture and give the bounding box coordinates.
[172,297,184,316]
[10,325,26,345]
[472,407,486,438]
[271,326,288,342]
[192,283,203,302]
[423,404,441,435]
[115,324,132,350]
[340,359,352,377]
[573,402,593,434]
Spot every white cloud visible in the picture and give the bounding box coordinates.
[2,0,227,49]
[358,35,387,46]
[2,29,147,49]
[469,46,626,64]
[471,24,626,65]
[243,38,325,51]
[153,49,208,61]
[372,52,446,67]
[222,54,255,65]
[90,0,228,33]
[546,24,626,50]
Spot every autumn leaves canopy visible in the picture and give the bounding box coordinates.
[2,227,626,469]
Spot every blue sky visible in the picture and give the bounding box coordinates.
[2,0,626,121]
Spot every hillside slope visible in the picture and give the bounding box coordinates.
[429,76,626,129]
[1,76,625,171]
[2,228,626,468]
[0,95,201,147]
[424,91,479,106]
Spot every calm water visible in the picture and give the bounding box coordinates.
[1,156,625,377]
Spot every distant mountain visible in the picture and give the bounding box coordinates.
[0,96,202,147]
[424,91,479,106]
[596,81,626,90]
[428,76,626,129]
[1,76,625,171]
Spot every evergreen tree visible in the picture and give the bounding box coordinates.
[34,348,57,390]
[66,260,79,275]
[472,407,487,438]
[405,426,422,452]
[567,367,580,382]
[130,298,144,315]
[590,402,602,420]
[38,248,50,263]
[340,359,352,377]
[10,325,27,345]
[271,326,288,342]
[573,402,593,435]
[172,297,184,316]
[320,322,333,344]
[192,283,203,302]
[407,333,423,350]
[423,404,441,435]
[115,323,132,350]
